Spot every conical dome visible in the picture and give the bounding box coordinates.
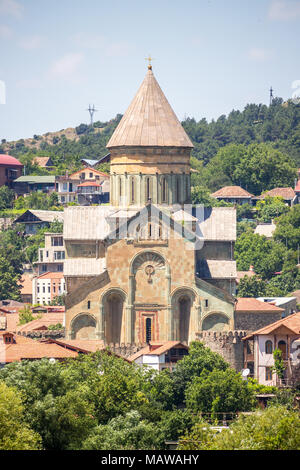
[107,68,193,148]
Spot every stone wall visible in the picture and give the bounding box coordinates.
[234,312,282,332]
[196,330,247,371]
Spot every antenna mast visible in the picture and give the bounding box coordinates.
[87,104,98,126]
[269,86,274,105]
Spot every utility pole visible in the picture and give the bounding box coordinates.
[87,104,98,126]
[269,86,274,106]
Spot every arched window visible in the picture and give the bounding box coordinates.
[146,318,152,343]
[131,177,135,203]
[146,177,151,201]
[162,177,167,203]
[176,177,181,203]
[265,340,273,354]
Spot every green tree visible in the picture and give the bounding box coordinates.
[171,342,229,406]
[178,405,300,450]
[237,275,267,297]
[0,186,15,211]
[272,348,286,381]
[256,196,289,222]
[81,410,161,450]
[0,382,41,450]
[185,368,255,414]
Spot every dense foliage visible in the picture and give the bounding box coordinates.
[178,405,300,450]
[0,343,271,450]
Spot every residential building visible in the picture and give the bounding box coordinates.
[36,232,65,275]
[211,186,254,205]
[129,341,189,371]
[33,156,55,170]
[19,273,34,303]
[254,187,297,207]
[234,298,285,331]
[0,332,77,365]
[33,272,66,305]
[13,210,64,234]
[0,154,23,188]
[13,175,56,195]
[243,312,300,386]
[257,297,298,317]
[55,167,110,204]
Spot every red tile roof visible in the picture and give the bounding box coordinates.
[16,312,64,333]
[258,187,296,200]
[235,298,284,313]
[77,181,101,187]
[0,154,23,166]
[37,271,64,280]
[1,333,77,363]
[244,311,300,339]
[211,186,254,198]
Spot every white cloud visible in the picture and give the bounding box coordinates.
[105,42,132,58]
[268,0,300,20]
[0,0,23,18]
[71,32,106,49]
[248,47,272,62]
[19,35,44,50]
[0,24,13,39]
[49,53,84,80]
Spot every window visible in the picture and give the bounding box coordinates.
[146,318,152,343]
[131,177,135,203]
[204,299,209,308]
[162,177,167,203]
[87,300,91,309]
[54,251,65,260]
[40,251,43,262]
[176,177,181,203]
[53,283,56,293]
[95,175,99,180]
[57,264,63,272]
[146,177,151,201]
[265,367,273,381]
[89,173,93,178]
[63,182,68,191]
[51,237,63,247]
[41,264,47,272]
[48,285,51,293]
[42,285,45,294]
[265,340,273,354]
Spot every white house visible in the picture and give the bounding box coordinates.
[128,341,189,371]
[243,312,300,386]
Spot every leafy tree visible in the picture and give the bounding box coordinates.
[272,348,286,381]
[178,405,300,450]
[273,205,300,251]
[0,382,42,450]
[0,186,15,211]
[237,275,267,297]
[18,305,40,325]
[256,196,289,222]
[171,342,229,406]
[81,410,161,450]
[234,231,288,279]
[236,203,254,221]
[185,368,255,414]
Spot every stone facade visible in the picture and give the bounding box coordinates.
[234,312,283,332]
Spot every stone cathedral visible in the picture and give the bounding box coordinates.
[64,65,237,345]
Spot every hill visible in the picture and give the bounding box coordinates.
[1,98,299,189]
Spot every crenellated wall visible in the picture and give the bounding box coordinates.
[196,330,247,371]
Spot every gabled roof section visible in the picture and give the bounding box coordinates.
[235,298,284,313]
[243,311,300,339]
[211,186,254,198]
[106,68,193,148]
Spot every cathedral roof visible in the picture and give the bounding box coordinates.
[106,68,193,149]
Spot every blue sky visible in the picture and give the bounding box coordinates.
[0,0,300,141]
